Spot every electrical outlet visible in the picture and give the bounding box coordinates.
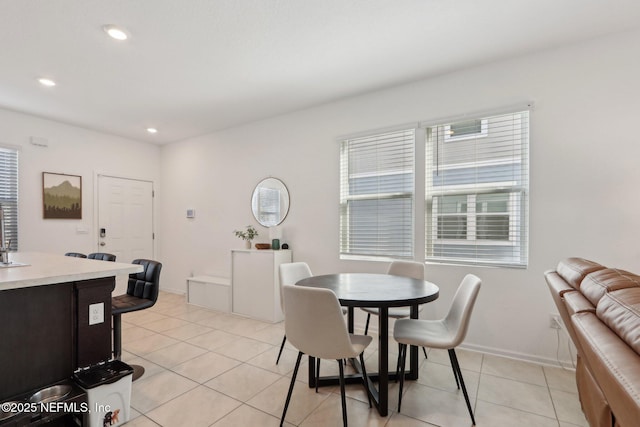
[549,314,562,329]
[89,303,104,325]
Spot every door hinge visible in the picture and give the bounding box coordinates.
[152,190,155,197]
[152,233,155,240]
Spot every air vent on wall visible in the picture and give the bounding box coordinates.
[30,136,49,147]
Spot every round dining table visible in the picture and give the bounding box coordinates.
[296,273,439,417]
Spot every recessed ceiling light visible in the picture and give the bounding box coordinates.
[38,78,56,87]
[103,25,129,41]
[146,128,158,134]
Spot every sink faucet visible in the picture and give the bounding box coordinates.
[0,240,10,264]
[0,207,8,264]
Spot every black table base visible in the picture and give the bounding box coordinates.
[308,357,418,411]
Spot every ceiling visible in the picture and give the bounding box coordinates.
[2,0,640,145]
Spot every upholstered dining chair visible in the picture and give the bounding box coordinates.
[87,252,116,262]
[65,252,87,258]
[394,274,481,425]
[280,284,372,427]
[112,259,162,380]
[277,262,313,364]
[362,260,429,358]
[278,262,349,366]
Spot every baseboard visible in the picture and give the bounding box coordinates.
[460,342,576,370]
[359,320,576,370]
[160,287,186,296]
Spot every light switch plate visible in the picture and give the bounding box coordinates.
[89,302,104,325]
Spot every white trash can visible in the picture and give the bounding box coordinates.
[74,360,133,427]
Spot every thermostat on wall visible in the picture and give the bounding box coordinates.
[186,209,195,218]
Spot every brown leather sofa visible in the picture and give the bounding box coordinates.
[545,258,640,427]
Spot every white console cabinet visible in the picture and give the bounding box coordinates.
[231,249,292,322]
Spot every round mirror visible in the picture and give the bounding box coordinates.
[251,177,290,227]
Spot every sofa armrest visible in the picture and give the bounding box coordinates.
[573,312,640,427]
[546,270,583,351]
[576,355,613,427]
[565,291,596,316]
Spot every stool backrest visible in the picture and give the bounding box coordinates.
[127,259,162,302]
[65,252,87,258]
[88,252,116,262]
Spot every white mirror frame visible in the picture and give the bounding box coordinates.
[251,177,290,227]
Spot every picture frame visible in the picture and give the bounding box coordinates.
[42,172,82,219]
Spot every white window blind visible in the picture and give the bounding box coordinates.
[256,186,281,226]
[0,147,18,251]
[425,110,529,267]
[340,128,415,259]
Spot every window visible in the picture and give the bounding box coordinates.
[434,192,517,241]
[425,110,529,267]
[444,119,488,141]
[340,128,415,259]
[434,195,467,239]
[0,146,18,251]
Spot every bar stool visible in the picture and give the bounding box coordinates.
[88,252,116,262]
[65,252,87,258]
[112,259,162,380]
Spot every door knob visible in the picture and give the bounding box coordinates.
[100,242,106,246]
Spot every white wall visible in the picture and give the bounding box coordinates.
[0,108,161,256]
[160,28,640,365]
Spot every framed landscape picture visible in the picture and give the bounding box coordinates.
[43,172,82,219]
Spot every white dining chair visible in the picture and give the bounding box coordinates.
[277,262,347,365]
[394,274,481,425]
[361,260,429,358]
[280,284,372,427]
[277,262,313,364]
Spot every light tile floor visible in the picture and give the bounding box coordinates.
[121,292,587,427]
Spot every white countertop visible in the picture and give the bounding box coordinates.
[0,252,144,291]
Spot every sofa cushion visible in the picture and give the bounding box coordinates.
[581,269,640,307]
[557,258,605,290]
[597,287,640,355]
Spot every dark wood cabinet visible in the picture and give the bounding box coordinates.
[0,277,114,402]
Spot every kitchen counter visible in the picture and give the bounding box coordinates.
[0,252,144,404]
[0,252,143,291]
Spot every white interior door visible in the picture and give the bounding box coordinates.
[97,175,154,264]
